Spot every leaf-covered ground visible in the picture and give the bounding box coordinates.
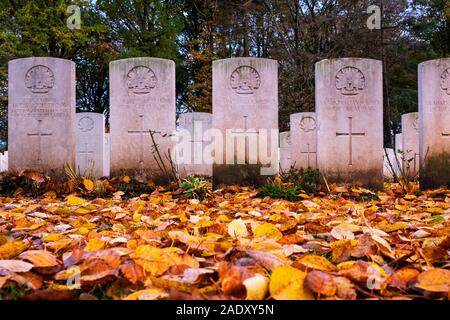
[0,183,449,300]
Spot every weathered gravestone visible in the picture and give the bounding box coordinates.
[290,112,317,169]
[76,113,105,177]
[401,112,419,178]
[177,112,213,177]
[316,58,384,189]
[212,58,279,186]
[103,133,110,177]
[110,58,176,181]
[419,59,450,189]
[8,57,75,173]
[279,132,291,172]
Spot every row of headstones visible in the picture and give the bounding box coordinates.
[6,57,450,189]
[383,113,420,179]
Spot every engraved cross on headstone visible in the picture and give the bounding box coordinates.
[127,115,147,165]
[300,143,317,168]
[190,117,209,164]
[231,116,258,164]
[336,117,365,166]
[79,142,95,169]
[27,120,52,162]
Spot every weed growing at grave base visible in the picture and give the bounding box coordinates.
[179,175,212,200]
[280,166,323,194]
[258,179,300,202]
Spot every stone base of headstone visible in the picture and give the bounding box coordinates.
[212,164,275,188]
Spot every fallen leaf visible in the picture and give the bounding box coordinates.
[243,274,269,300]
[415,268,450,293]
[0,260,34,273]
[19,250,59,267]
[305,271,337,297]
[228,219,249,240]
[269,266,314,300]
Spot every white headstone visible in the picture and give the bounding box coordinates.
[177,112,212,177]
[419,59,450,189]
[316,58,384,189]
[279,131,291,172]
[109,58,176,182]
[290,112,317,169]
[2,151,7,172]
[8,57,76,173]
[103,133,110,177]
[0,153,4,172]
[76,112,105,178]
[384,148,395,179]
[212,58,279,186]
[401,112,419,178]
[395,133,403,173]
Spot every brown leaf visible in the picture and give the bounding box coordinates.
[306,271,337,297]
[334,276,357,300]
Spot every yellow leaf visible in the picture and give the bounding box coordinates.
[66,195,86,206]
[124,288,168,300]
[123,176,131,184]
[227,219,249,240]
[74,208,91,215]
[133,212,142,222]
[294,254,337,272]
[19,250,58,267]
[43,234,66,242]
[394,205,409,211]
[415,268,450,292]
[243,274,269,300]
[0,241,29,260]
[404,194,416,200]
[427,207,445,215]
[381,222,407,233]
[85,238,106,251]
[254,223,283,240]
[330,239,360,263]
[83,179,95,191]
[269,266,314,300]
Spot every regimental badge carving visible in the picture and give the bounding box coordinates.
[25,65,54,94]
[78,116,95,132]
[230,66,261,94]
[126,66,157,94]
[440,68,450,95]
[299,116,317,132]
[335,67,365,96]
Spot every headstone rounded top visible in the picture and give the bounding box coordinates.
[213,57,278,66]
[76,113,104,133]
[9,57,76,68]
[418,57,450,68]
[290,112,317,131]
[109,57,175,68]
[316,57,382,66]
